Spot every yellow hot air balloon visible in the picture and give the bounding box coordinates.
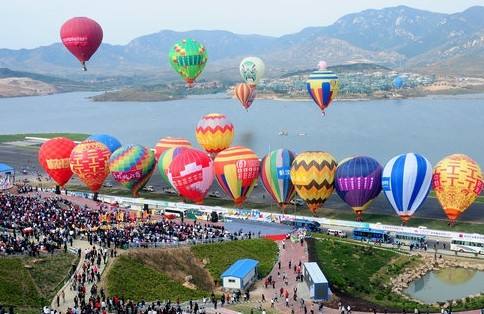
[290,152,338,214]
[195,113,234,158]
[432,154,483,224]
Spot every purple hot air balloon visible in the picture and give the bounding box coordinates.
[335,156,383,221]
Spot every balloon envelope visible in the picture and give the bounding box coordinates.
[38,137,76,187]
[240,57,265,86]
[234,83,256,110]
[158,147,189,189]
[87,134,121,153]
[154,137,192,160]
[290,152,337,214]
[109,145,156,197]
[306,70,339,113]
[432,154,483,223]
[168,39,207,85]
[195,113,234,156]
[214,146,260,206]
[382,153,432,223]
[393,76,405,89]
[335,156,383,219]
[260,149,296,209]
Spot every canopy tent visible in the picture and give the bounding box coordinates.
[0,163,15,190]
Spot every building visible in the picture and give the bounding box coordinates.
[221,258,259,291]
[303,262,330,301]
[0,163,15,190]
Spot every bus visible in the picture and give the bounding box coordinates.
[281,219,320,232]
[394,232,426,246]
[450,238,484,254]
[352,228,391,243]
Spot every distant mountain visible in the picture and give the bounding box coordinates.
[0,5,483,78]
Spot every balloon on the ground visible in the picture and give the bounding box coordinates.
[109,145,156,197]
[432,154,483,223]
[38,137,76,187]
[260,149,296,209]
[60,17,103,71]
[69,140,111,193]
[290,152,337,214]
[158,147,189,189]
[335,156,383,220]
[234,83,257,110]
[306,64,339,114]
[195,113,234,157]
[240,57,265,86]
[167,148,214,204]
[382,153,432,223]
[214,146,260,207]
[169,39,208,86]
[154,137,192,160]
[87,134,121,153]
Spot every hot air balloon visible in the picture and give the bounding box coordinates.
[38,137,76,192]
[290,152,337,214]
[260,149,296,210]
[306,63,339,114]
[382,153,432,224]
[318,60,328,70]
[234,83,257,110]
[158,147,189,189]
[168,39,208,86]
[392,76,405,89]
[167,148,214,204]
[214,146,260,207]
[109,145,156,197]
[60,17,103,71]
[69,140,111,198]
[154,137,192,160]
[432,154,483,224]
[195,113,234,158]
[87,134,121,153]
[335,156,383,221]
[240,57,265,86]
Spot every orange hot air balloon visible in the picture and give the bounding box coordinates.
[154,137,192,160]
[234,83,256,110]
[38,137,76,188]
[432,154,483,224]
[70,140,111,195]
[195,113,234,158]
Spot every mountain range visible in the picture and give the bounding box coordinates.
[0,5,483,80]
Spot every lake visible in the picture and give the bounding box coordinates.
[1,92,483,166]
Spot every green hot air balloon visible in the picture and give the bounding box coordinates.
[168,38,208,87]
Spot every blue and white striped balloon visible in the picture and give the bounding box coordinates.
[382,153,432,223]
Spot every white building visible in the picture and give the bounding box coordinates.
[221,258,259,291]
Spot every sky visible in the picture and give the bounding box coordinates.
[2,0,484,49]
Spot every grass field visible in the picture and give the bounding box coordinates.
[191,239,278,283]
[0,133,89,143]
[227,304,279,314]
[0,253,77,314]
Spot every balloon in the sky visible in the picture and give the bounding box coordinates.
[214,146,260,206]
[392,76,405,89]
[234,83,257,110]
[195,113,234,157]
[38,137,76,187]
[158,147,189,189]
[240,57,265,86]
[318,60,328,70]
[290,152,337,214]
[109,145,156,197]
[335,156,383,220]
[87,134,121,153]
[168,39,208,86]
[306,64,339,114]
[154,137,192,160]
[69,140,111,193]
[260,149,296,209]
[432,154,483,224]
[382,153,432,224]
[168,148,214,204]
[60,17,103,71]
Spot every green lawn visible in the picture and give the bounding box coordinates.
[0,253,77,314]
[0,133,89,143]
[191,239,278,282]
[106,255,207,302]
[227,304,279,314]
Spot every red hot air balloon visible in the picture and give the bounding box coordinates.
[60,17,103,71]
[168,149,214,204]
[38,137,76,190]
[234,83,256,110]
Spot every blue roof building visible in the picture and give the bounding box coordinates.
[221,258,259,291]
[0,163,15,190]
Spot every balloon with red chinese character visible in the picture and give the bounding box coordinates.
[109,145,156,197]
[214,146,260,207]
[38,137,77,188]
[154,137,192,160]
[69,140,111,194]
[167,148,214,204]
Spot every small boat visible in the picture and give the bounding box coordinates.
[278,130,288,136]
[297,132,307,136]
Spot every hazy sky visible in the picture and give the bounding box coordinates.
[2,0,483,49]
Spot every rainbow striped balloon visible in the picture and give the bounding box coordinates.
[306,70,339,113]
[158,147,189,189]
[109,144,156,197]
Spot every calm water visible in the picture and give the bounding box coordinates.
[404,268,484,304]
[1,92,483,165]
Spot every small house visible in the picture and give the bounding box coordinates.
[303,262,330,300]
[221,258,259,291]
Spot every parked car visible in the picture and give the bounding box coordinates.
[208,191,221,198]
[327,229,347,238]
[142,185,155,192]
[163,187,177,195]
[103,182,113,188]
